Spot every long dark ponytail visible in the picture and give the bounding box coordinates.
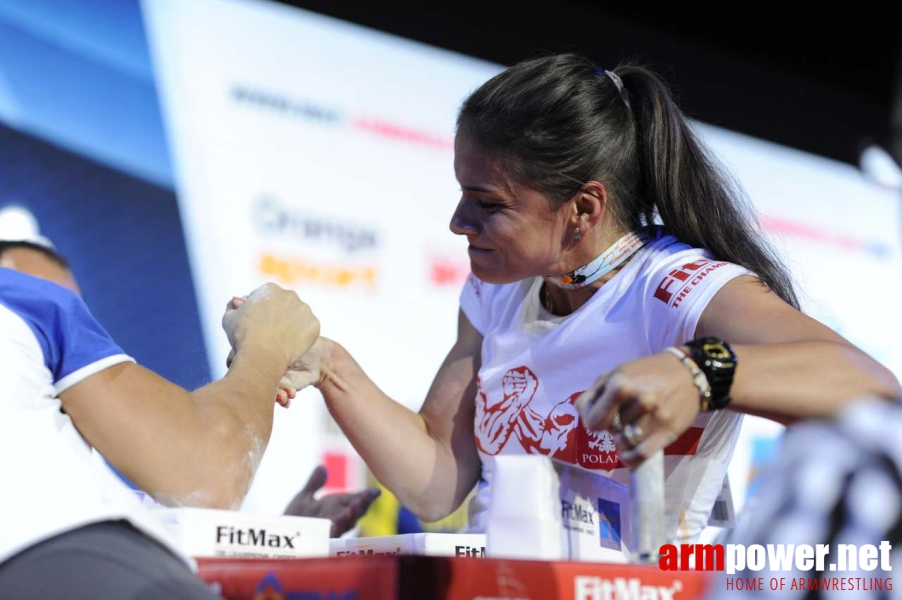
[457,53,799,309]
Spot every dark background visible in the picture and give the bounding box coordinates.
[279,1,902,166]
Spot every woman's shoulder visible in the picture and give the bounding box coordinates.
[459,274,537,335]
[466,275,536,307]
[631,230,754,318]
[624,230,749,304]
[632,231,714,277]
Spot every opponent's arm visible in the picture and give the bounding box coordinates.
[60,284,319,509]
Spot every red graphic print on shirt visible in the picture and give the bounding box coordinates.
[516,392,581,461]
[474,367,540,455]
[653,259,729,309]
[576,426,623,470]
[475,370,605,465]
[470,367,710,471]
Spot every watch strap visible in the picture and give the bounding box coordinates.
[684,338,737,410]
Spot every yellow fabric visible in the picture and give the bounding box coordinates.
[356,476,473,537]
[357,481,400,537]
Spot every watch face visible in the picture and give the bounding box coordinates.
[693,338,735,410]
[702,341,732,361]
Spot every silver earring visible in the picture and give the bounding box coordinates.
[574,228,581,243]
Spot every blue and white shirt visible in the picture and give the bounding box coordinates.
[0,268,182,564]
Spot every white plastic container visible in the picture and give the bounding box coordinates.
[485,455,631,562]
[331,533,486,557]
[153,507,331,559]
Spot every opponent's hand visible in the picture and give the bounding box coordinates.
[280,337,334,392]
[275,377,297,408]
[225,312,300,409]
[222,284,320,369]
[575,352,701,467]
[226,318,333,395]
[283,466,381,537]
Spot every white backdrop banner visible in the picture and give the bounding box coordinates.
[143,0,499,514]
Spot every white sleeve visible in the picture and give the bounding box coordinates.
[458,273,487,335]
[643,253,754,352]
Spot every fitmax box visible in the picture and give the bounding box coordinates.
[331,533,487,558]
[154,507,331,559]
[486,455,631,563]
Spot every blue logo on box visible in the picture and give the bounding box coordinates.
[253,573,358,600]
[597,499,622,550]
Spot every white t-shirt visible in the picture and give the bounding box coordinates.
[460,233,751,542]
[0,268,185,564]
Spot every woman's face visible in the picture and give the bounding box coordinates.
[450,134,572,284]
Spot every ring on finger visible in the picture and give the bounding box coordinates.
[610,411,623,432]
[623,423,644,448]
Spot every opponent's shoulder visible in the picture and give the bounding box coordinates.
[0,268,85,344]
[0,268,131,390]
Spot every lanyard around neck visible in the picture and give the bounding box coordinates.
[543,228,654,290]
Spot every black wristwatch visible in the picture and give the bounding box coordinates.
[684,338,737,410]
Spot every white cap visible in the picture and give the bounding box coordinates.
[0,206,54,248]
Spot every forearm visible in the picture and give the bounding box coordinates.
[729,341,901,423]
[180,346,288,505]
[319,342,469,520]
[70,347,287,510]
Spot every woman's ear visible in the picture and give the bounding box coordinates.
[572,180,608,229]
